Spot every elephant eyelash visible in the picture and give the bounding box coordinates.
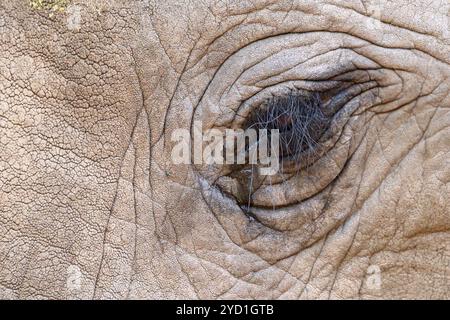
[244,90,331,163]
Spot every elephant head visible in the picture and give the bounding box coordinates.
[0,0,449,299]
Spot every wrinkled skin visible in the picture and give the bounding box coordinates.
[0,0,449,299]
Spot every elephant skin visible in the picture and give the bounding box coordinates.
[0,0,449,299]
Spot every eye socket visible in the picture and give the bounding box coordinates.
[187,32,414,260]
[191,34,384,215]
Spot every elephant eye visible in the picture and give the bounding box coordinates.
[244,91,331,164]
[214,80,371,210]
[193,34,383,215]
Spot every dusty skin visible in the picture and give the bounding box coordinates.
[0,0,449,299]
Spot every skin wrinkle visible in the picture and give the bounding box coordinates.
[251,47,380,86]
[156,46,197,151]
[196,31,418,111]
[126,49,151,299]
[344,114,441,295]
[327,154,367,297]
[216,51,418,134]
[193,181,330,297]
[189,23,448,75]
[187,233,306,298]
[92,86,143,299]
[327,2,447,40]
[284,117,372,296]
[1,0,449,299]
[124,140,138,299]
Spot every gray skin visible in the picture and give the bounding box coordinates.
[0,0,449,299]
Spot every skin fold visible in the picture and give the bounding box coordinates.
[0,0,449,299]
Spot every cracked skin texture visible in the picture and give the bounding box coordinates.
[0,0,449,299]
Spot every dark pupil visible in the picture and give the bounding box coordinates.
[245,92,330,158]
